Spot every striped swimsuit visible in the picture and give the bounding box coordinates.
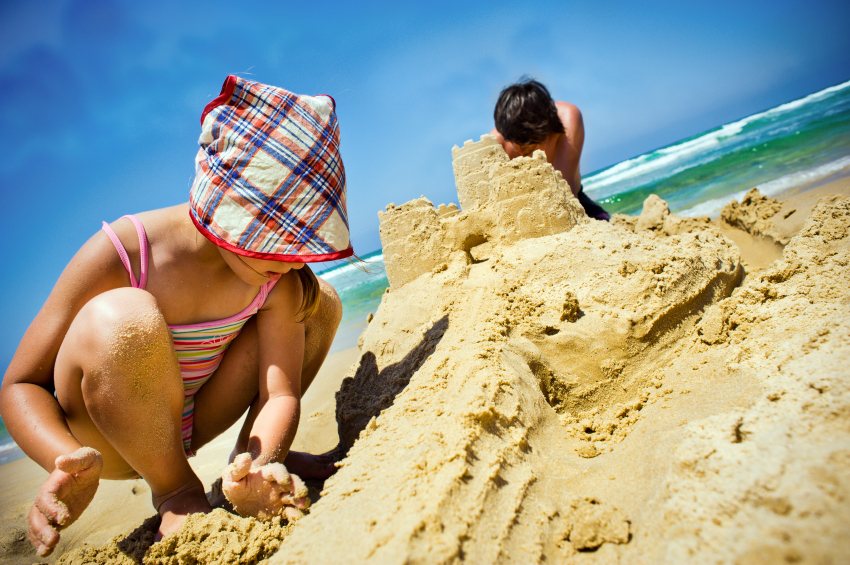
[102,215,277,454]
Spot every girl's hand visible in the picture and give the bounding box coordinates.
[222,453,310,521]
[28,447,103,557]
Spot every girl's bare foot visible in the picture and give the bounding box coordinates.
[222,453,310,521]
[283,450,338,480]
[28,447,103,557]
[153,480,212,541]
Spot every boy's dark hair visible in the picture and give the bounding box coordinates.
[494,78,565,146]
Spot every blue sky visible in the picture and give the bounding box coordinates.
[0,0,848,373]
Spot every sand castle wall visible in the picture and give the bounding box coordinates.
[379,135,586,289]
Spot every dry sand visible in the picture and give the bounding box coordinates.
[2,138,848,564]
[276,145,850,564]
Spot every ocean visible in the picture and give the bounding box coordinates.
[1,79,848,466]
[319,248,389,356]
[585,78,850,217]
[0,420,21,466]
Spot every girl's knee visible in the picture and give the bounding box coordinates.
[80,287,162,321]
[59,288,176,390]
[55,290,182,473]
[75,288,168,347]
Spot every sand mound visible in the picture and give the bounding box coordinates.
[53,509,290,565]
[721,187,785,241]
[638,194,850,562]
[51,137,849,564]
[271,140,849,564]
[612,193,713,236]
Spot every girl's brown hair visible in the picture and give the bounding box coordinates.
[295,265,321,323]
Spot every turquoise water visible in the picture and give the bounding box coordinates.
[584,79,850,217]
[0,420,21,465]
[316,248,389,354]
[1,79,848,465]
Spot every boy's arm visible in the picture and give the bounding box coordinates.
[552,101,585,197]
[0,231,129,471]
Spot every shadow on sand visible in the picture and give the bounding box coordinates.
[333,314,450,454]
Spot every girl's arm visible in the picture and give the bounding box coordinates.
[245,270,307,465]
[219,271,312,519]
[0,231,129,471]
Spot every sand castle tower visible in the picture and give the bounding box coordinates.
[485,148,584,244]
[378,198,452,289]
[379,135,586,289]
[451,134,509,211]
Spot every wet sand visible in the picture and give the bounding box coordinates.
[716,174,850,271]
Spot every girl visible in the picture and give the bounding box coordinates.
[0,75,353,557]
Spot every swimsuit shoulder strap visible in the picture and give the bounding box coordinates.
[101,215,149,290]
[238,279,278,316]
[256,279,278,308]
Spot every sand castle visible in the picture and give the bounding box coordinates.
[269,139,850,565]
[379,135,586,288]
[51,138,850,564]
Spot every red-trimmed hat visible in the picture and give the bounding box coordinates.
[189,75,353,262]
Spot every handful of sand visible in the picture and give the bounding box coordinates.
[221,453,310,522]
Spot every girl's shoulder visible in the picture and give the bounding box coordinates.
[105,204,194,262]
[261,270,306,319]
[130,203,191,239]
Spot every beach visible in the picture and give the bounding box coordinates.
[1,160,848,563]
[1,79,849,563]
[0,347,361,563]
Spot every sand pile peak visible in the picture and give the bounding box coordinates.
[721,187,784,240]
[611,193,713,237]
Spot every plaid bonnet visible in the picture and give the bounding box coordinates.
[189,75,353,262]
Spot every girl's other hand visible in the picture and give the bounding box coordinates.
[221,453,310,521]
[28,447,103,557]
[283,450,337,480]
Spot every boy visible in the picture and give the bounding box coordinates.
[489,78,609,220]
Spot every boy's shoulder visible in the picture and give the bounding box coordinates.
[555,101,582,122]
